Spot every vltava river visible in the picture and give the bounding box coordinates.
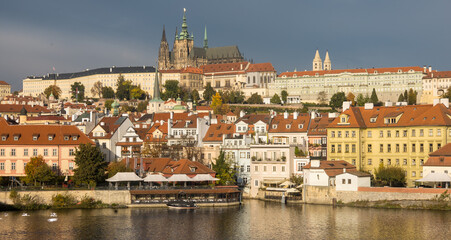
[0,200,450,240]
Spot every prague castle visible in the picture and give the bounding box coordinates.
[158,9,244,70]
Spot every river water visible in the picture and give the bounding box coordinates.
[0,200,450,240]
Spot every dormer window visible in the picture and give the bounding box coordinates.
[32,136,38,141]
[272,124,277,129]
[13,135,20,141]
[48,135,54,141]
[298,124,303,129]
[1,136,6,141]
[72,135,79,140]
[190,167,196,172]
[64,136,69,141]
[286,124,291,129]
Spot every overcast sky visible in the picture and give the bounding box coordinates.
[1,0,451,91]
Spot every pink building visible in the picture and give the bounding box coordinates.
[0,118,93,177]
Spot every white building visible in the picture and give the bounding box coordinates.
[303,160,357,187]
[335,171,371,191]
[222,134,252,186]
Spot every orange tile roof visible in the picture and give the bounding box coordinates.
[181,67,203,74]
[0,118,93,145]
[201,62,249,74]
[161,159,215,175]
[279,66,423,78]
[423,71,451,79]
[303,160,357,177]
[308,113,336,136]
[160,69,181,74]
[429,143,451,156]
[26,115,69,121]
[0,104,51,113]
[0,81,10,85]
[328,104,451,128]
[88,116,125,139]
[203,123,235,142]
[269,114,310,133]
[246,63,276,73]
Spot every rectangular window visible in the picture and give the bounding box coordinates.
[395,130,400,137]
[102,143,107,149]
[352,144,356,153]
[396,159,400,165]
[387,159,391,165]
[412,130,416,137]
[69,162,74,170]
[345,144,349,153]
[420,144,424,152]
[420,129,424,137]
[331,144,335,153]
[396,144,400,152]
[420,159,424,166]
[342,179,346,184]
[44,149,48,156]
[367,131,372,138]
[69,149,74,156]
[379,131,383,138]
[352,159,356,166]
[412,171,416,177]
[411,159,416,166]
[428,129,433,137]
[282,166,285,172]
[403,130,407,137]
[0,149,4,156]
[254,180,259,187]
[247,165,250,172]
[53,149,57,156]
[403,159,407,165]
[0,162,4,170]
[337,144,342,153]
[348,179,351,184]
[380,159,384,165]
[387,131,391,137]
[11,162,16,170]
[264,166,267,172]
[412,144,416,152]
[33,149,38,156]
[331,131,335,138]
[247,152,250,159]
[11,149,16,156]
[368,144,372,153]
[254,166,258,172]
[437,129,441,136]
[273,166,276,172]
[345,131,349,138]
[24,149,28,156]
[429,143,433,152]
[387,144,391,153]
[338,131,342,138]
[403,144,407,152]
[352,131,356,138]
[52,163,58,171]
[438,143,441,150]
[380,144,383,153]
[368,159,372,165]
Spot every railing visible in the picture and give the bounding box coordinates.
[132,198,239,204]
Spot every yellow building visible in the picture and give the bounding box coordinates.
[0,81,11,100]
[327,101,451,186]
[421,70,451,104]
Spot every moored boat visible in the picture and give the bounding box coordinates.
[167,200,198,209]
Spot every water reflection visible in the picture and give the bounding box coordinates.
[0,200,450,240]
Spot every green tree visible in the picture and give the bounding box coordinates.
[356,93,365,106]
[407,88,417,105]
[370,88,379,104]
[104,99,114,110]
[106,162,133,178]
[191,89,200,103]
[24,155,56,186]
[116,74,134,101]
[203,83,216,102]
[329,92,346,109]
[212,150,236,185]
[161,80,180,100]
[374,163,406,187]
[130,86,146,100]
[102,86,115,99]
[137,101,148,112]
[120,104,136,113]
[44,85,62,99]
[90,81,103,98]
[270,93,282,104]
[398,93,405,102]
[72,144,107,189]
[317,91,327,104]
[210,92,228,114]
[403,90,408,102]
[281,90,288,104]
[71,82,85,102]
[247,93,263,104]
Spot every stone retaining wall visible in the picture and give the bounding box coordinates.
[0,190,131,205]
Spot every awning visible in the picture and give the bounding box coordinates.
[415,173,451,182]
[167,174,196,182]
[191,174,219,181]
[279,181,295,187]
[106,172,143,182]
[143,174,169,182]
[263,178,285,184]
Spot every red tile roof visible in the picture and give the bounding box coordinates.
[0,81,10,86]
[201,62,249,74]
[269,114,310,133]
[303,160,357,177]
[423,71,451,79]
[0,104,51,113]
[88,116,125,139]
[308,113,336,136]
[203,123,235,142]
[26,115,69,121]
[279,66,423,78]
[246,63,275,73]
[161,159,215,176]
[0,118,93,145]
[181,67,203,74]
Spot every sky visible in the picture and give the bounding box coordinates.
[1,0,451,91]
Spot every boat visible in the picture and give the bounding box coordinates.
[167,200,198,209]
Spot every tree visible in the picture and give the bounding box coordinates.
[24,155,56,186]
[329,92,346,109]
[270,93,282,104]
[116,74,133,101]
[91,81,103,98]
[203,83,216,102]
[403,90,408,102]
[346,92,356,105]
[210,92,228,114]
[397,93,405,102]
[161,80,180,100]
[137,101,148,112]
[317,91,327,104]
[281,90,288,104]
[120,104,136,113]
[221,90,245,104]
[407,88,417,105]
[44,85,62,99]
[370,88,379,104]
[130,86,146,100]
[247,93,263,104]
[72,143,107,188]
[374,163,406,187]
[191,89,200,103]
[290,174,303,186]
[356,93,366,106]
[212,150,236,185]
[104,99,114,110]
[71,82,85,102]
[106,162,132,178]
[102,86,115,99]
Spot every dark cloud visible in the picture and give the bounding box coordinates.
[1,0,451,91]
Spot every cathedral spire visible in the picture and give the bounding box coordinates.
[152,65,161,101]
[312,49,323,71]
[324,50,331,70]
[161,25,167,42]
[203,26,208,49]
[180,8,189,39]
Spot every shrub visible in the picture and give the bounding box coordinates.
[52,194,77,208]
[78,195,103,208]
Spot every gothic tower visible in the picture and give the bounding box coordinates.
[203,26,208,49]
[172,8,194,69]
[312,49,323,71]
[158,25,170,70]
[323,50,331,70]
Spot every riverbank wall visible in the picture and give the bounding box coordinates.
[0,190,131,205]
[304,186,449,204]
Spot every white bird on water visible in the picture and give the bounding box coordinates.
[22,213,30,217]
[50,213,57,217]
[47,218,58,222]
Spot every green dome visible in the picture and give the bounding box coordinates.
[173,105,186,110]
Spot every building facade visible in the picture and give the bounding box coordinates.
[0,81,11,100]
[421,70,451,104]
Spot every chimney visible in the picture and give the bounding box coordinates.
[168,119,172,136]
[343,168,346,173]
[240,110,245,118]
[423,65,427,73]
[293,111,299,120]
[110,68,112,72]
[284,111,288,119]
[440,98,450,108]
[429,66,432,72]
[364,103,374,110]
[342,101,351,111]
[311,159,320,168]
[100,122,105,126]
[240,64,243,70]
[310,110,316,119]
[433,98,440,106]
[90,111,93,122]
[170,111,174,120]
